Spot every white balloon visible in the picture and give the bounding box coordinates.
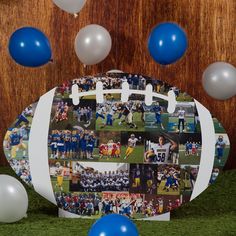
[75,24,112,66]
[107,69,124,73]
[0,175,28,223]
[53,0,86,14]
[202,62,236,100]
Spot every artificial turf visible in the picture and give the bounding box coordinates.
[0,167,235,236]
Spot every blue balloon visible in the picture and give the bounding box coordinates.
[89,214,139,236]
[9,27,52,67]
[148,22,188,65]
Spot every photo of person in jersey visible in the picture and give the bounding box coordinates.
[168,102,196,133]
[144,132,178,164]
[55,192,102,218]
[180,165,199,195]
[4,128,27,160]
[98,131,121,161]
[48,129,98,160]
[157,165,181,196]
[120,132,144,163]
[178,133,202,165]
[129,164,157,194]
[215,134,229,166]
[50,97,96,131]
[144,100,169,131]
[143,195,181,216]
[13,105,35,128]
[49,161,70,193]
[101,192,145,219]
[214,134,230,167]
[70,162,129,192]
[96,99,145,132]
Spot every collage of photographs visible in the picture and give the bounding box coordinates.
[3,73,230,219]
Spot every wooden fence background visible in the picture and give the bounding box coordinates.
[0,0,235,169]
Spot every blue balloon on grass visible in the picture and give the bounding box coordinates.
[148,22,188,65]
[9,27,52,67]
[89,214,139,236]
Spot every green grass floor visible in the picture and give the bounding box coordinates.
[0,167,236,236]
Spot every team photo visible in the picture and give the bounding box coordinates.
[55,192,103,218]
[48,129,98,160]
[70,162,129,192]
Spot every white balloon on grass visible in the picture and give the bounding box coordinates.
[53,0,87,15]
[75,24,112,66]
[0,175,28,223]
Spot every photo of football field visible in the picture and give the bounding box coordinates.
[157,180,180,196]
[145,112,169,131]
[48,145,144,164]
[214,146,230,167]
[179,144,201,165]
[4,141,28,161]
[51,177,70,193]
[168,116,195,133]
[96,112,145,132]
[50,104,96,131]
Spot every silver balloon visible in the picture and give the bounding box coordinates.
[53,0,87,15]
[107,69,124,73]
[0,175,28,223]
[202,62,236,100]
[75,24,112,66]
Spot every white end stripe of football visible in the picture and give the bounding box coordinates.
[190,100,215,201]
[29,88,57,205]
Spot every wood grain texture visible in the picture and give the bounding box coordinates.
[0,0,235,169]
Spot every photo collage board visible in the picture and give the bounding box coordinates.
[3,73,229,220]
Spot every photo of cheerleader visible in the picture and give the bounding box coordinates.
[49,161,70,193]
[129,164,157,194]
[70,162,129,192]
[157,165,181,195]
[48,129,98,160]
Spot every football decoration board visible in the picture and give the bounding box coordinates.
[3,73,230,221]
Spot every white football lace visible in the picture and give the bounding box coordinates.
[69,81,177,113]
